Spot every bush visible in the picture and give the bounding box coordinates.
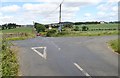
[74,26,79,31]
[64,24,73,28]
[46,29,57,37]
[35,23,46,33]
[82,26,89,31]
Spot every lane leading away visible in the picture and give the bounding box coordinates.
[13,36,118,76]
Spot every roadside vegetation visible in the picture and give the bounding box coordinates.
[108,39,120,54]
[1,39,19,76]
[33,22,118,37]
[1,27,35,41]
[0,24,36,77]
[2,27,34,33]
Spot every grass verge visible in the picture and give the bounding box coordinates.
[108,39,120,54]
[5,34,35,41]
[1,39,19,76]
[1,27,36,41]
[55,31,118,37]
[0,27,35,76]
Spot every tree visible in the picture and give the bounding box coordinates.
[82,26,89,31]
[35,23,46,33]
[2,25,5,30]
[74,26,79,31]
[1,23,17,30]
[2,24,7,30]
[34,22,38,29]
[64,24,73,28]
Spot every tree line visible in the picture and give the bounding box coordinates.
[74,21,119,25]
[1,23,21,30]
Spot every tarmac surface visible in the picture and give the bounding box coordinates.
[13,35,118,76]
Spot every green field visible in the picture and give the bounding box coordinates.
[53,24,118,37]
[0,27,35,41]
[76,24,118,31]
[55,31,118,37]
[1,27,34,34]
[76,24,118,29]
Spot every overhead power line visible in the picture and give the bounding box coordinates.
[43,5,60,18]
[42,0,65,21]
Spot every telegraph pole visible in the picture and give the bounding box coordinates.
[59,4,62,23]
[58,4,62,32]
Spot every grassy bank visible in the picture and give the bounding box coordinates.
[0,27,36,76]
[55,30,118,37]
[4,33,35,41]
[76,23,118,30]
[1,39,19,76]
[1,27,34,34]
[108,39,120,54]
[1,27,35,41]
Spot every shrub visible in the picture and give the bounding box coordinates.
[82,26,89,31]
[35,23,46,33]
[74,26,79,31]
[64,24,73,28]
[46,29,57,37]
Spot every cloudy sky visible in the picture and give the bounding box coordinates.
[0,0,119,25]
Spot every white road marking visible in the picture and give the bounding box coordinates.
[31,47,47,59]
[58,48,61,50]
[43,38,61,51]
[74,63,92,77]
[50,41,61,50]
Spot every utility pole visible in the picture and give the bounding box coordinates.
[58,4,62,32]
[59,4,62,23]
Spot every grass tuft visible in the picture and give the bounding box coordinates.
[108,39,120,54]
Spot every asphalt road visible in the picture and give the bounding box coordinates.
[13,36,118,76]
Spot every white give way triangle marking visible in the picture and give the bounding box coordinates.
[31,47,47,59]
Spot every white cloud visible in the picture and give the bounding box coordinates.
[2,0,102,3]
[21,3,80,24]
[1,5,21,13]
[97,4,107,11]
[96,0,118,22]
[0,12,2,16]
[108,0,119,3]
[97,12,105,16]
[97,0,118,12]
[84,13,91,17]
[0,15,14,24]
[0,14,35,25]
[1,0,118,24]
[112,6,118,12]
[22,3,58,14]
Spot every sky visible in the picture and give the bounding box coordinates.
[0,0,119,25]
